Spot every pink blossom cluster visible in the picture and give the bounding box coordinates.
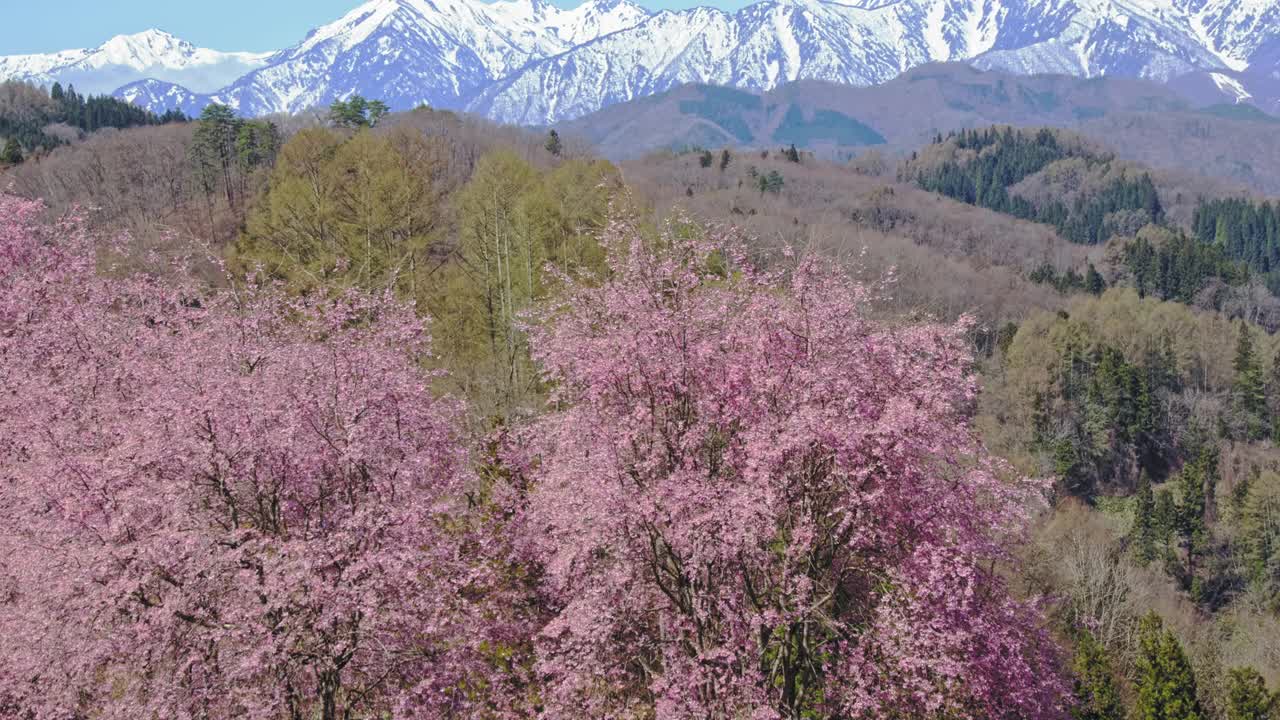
[0,195,530,719]
[520,217,1070,719]
[0,195,1069,719]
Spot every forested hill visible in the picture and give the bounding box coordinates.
[2,92,1280,719]
[900,126,1280,324]
[624,136,1280,716]
[0,80,184,163]
[561,66,1280,196]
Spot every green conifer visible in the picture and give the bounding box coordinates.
[1,138,22,165]
[1134,471,1157,566]
[1225,667,1274,720]
[1073,631,1126,720]
[1134,612,1204,720]
[1234,323,1267,437]
[1086,263,1107,296]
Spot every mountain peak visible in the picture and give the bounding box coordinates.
[95,29,193,65]
[4,0,1278,125]
[0,26,269,95]
[107,28,185,44]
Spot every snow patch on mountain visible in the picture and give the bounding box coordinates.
[1210,70,1253,99]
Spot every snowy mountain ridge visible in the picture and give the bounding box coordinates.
[0,30,271,95]
[4,0,1280,123]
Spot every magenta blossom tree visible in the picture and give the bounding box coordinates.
[521,218,1071,719]
[0,195,530,720]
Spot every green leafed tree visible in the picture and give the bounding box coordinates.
[433,151,619,415]
[235,126,442,298]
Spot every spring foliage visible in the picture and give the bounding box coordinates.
[0,195,529,719]
[0,194,1075,718]
[520,218,1070,718]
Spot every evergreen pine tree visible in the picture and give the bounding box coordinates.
[719,148,731,171]
[366,99,389,127]
[785,143,800,163]
[1134,612,1204,720]
[1234,323,1268,438]
[1073,631,1127,720]
[1,138,22,165]
[1268,357,1280,443]
[699,150,713,168]
[1134,471,1157,566]
[1225,667,1274,720]
[189,103,269,218]
[1175,449,1214,589]
[329,96,368,128]
[545,129,562,157]
[1154,487,1178,566]
[1054,438,1085,495]
[1086,263,1107,296]
[1030,391,1050,447]
[759,170,784,194]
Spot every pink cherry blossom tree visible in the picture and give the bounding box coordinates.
[521,217,1071,719]
[0,195,531,720]
[0,192,1073,719]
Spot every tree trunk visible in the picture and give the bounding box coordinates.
[320,671,339,720]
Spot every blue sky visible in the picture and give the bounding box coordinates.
[1,0,748,55]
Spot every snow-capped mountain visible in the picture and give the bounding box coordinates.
[159,0,653,117]
[113,79,222,119]
[470,0,1014,124]
[475,0,1280,124]
[0,30,270,95]
[5,0,1280,124]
